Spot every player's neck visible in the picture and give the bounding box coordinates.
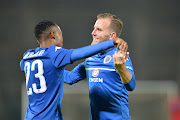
[39,39,53,48]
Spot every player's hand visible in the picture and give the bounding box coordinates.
[112,38,128,55]
[113,51,129,69]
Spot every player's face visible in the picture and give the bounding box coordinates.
[91,18,112,45]
[54,25,63,47]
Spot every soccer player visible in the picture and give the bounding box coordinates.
[64,13,136,120]
[20,20,128,120]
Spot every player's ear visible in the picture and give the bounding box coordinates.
[49,31,55,39]
[110,32,116,39]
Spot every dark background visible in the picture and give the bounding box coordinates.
[0,0,180,120]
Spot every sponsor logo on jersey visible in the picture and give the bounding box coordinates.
[89,69,103,82]
[104,55,111,64]
[89,78,103,82]
[92,69,99,77]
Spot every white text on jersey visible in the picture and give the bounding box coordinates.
[89,78,103,82]
[23,50,45,59]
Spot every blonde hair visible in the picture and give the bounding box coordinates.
[97,13,123,37]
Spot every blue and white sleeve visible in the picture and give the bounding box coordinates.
[124,56,136,91]
[64,62,86,85]
[71,40,114,61]
[51,40,114,68]
[50,46,74,68]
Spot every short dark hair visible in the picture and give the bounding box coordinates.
[34,20,56,40]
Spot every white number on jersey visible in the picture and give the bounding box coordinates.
[24,60,47,95]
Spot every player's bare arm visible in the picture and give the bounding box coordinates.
[113,51,132,84]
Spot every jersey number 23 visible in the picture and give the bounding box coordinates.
[24,60,47,95]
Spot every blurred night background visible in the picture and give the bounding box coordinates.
[0,0,180,120]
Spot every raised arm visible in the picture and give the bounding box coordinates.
[113,51,136,91]
[71,38,128,62]
[52,38,128,68]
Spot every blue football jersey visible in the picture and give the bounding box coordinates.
[20,40,117,120]
[20,46,73,120]
[84,47,136,120]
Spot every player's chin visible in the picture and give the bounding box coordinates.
[59,44,63,47]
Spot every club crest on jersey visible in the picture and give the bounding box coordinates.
[104,55,112,64]
[92,69,99,77]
